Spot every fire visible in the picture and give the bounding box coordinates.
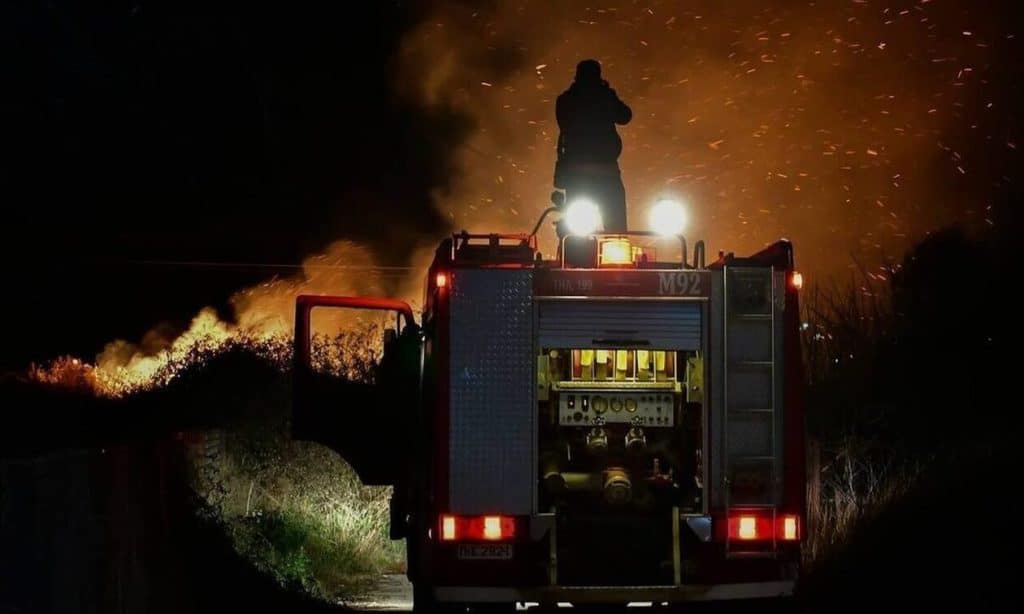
[94,308,232,393]
[31,308,244,397]
[30,240,432,398]
[30,3,1009,395]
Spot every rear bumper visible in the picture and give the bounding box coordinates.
[434,580,794,603]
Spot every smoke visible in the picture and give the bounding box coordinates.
[82,3,552,389]
[396,0,1020,274]
[227,241,415,337]
[27,0,1021,394]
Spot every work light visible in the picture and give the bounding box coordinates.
[564,198,603,235]
[649,198,687,236]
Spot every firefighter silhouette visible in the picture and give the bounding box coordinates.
[555,59,632,232]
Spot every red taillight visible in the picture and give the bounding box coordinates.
[436,272,448,288]
[738,515,758,539]
[790,271,803,291]
[781,514,800,541]
[482,516,503,540]
[727,513,801,541]
[728,514,773,541]
[441,515,457,541]
[439,514,516,542]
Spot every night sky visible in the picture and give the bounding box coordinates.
[3,0,1021,370]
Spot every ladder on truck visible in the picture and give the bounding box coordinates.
[723,266,780,557]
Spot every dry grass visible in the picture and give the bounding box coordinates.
[804,437,921,566]
[798,264,927,566]
[25,324,401,601]
[196,436,404,600]
[170,331,403,601]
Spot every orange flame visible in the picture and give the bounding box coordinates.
[30,241,434,397]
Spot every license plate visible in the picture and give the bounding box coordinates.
[457,543,514,560]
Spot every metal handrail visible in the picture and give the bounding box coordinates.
[529,207,559,239]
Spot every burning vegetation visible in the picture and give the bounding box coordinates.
[24,1,1021,399]
[27,241,416,397]
[17,244,415,601]
[6,0,1020,607]
[17,323,403,601]
[31,308,237,397]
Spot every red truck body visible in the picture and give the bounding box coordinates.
[294,231,806,610]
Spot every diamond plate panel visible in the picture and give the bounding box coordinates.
[449,269,535,514]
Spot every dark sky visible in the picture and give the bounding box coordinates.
[2,0,1022,370]
[2,1,484,367]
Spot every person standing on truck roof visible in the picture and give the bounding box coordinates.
[555,59,632,232]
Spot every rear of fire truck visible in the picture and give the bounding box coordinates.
[293,208,805,611]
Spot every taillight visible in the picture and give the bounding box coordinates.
[436,272,448,288]
[781,514,800,541]
[728,514,773,541]
[738,516,758,539]
[439,514,516,541]
[482,516,503,540]
[790,271,803,291]
[727,512,801,541]
[441,515,457,541]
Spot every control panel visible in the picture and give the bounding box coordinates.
[558,391,676,427]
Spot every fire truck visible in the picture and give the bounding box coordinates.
[293,199,805,611]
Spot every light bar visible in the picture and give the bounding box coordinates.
[439,514,516,542]
[598,237,632,266]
